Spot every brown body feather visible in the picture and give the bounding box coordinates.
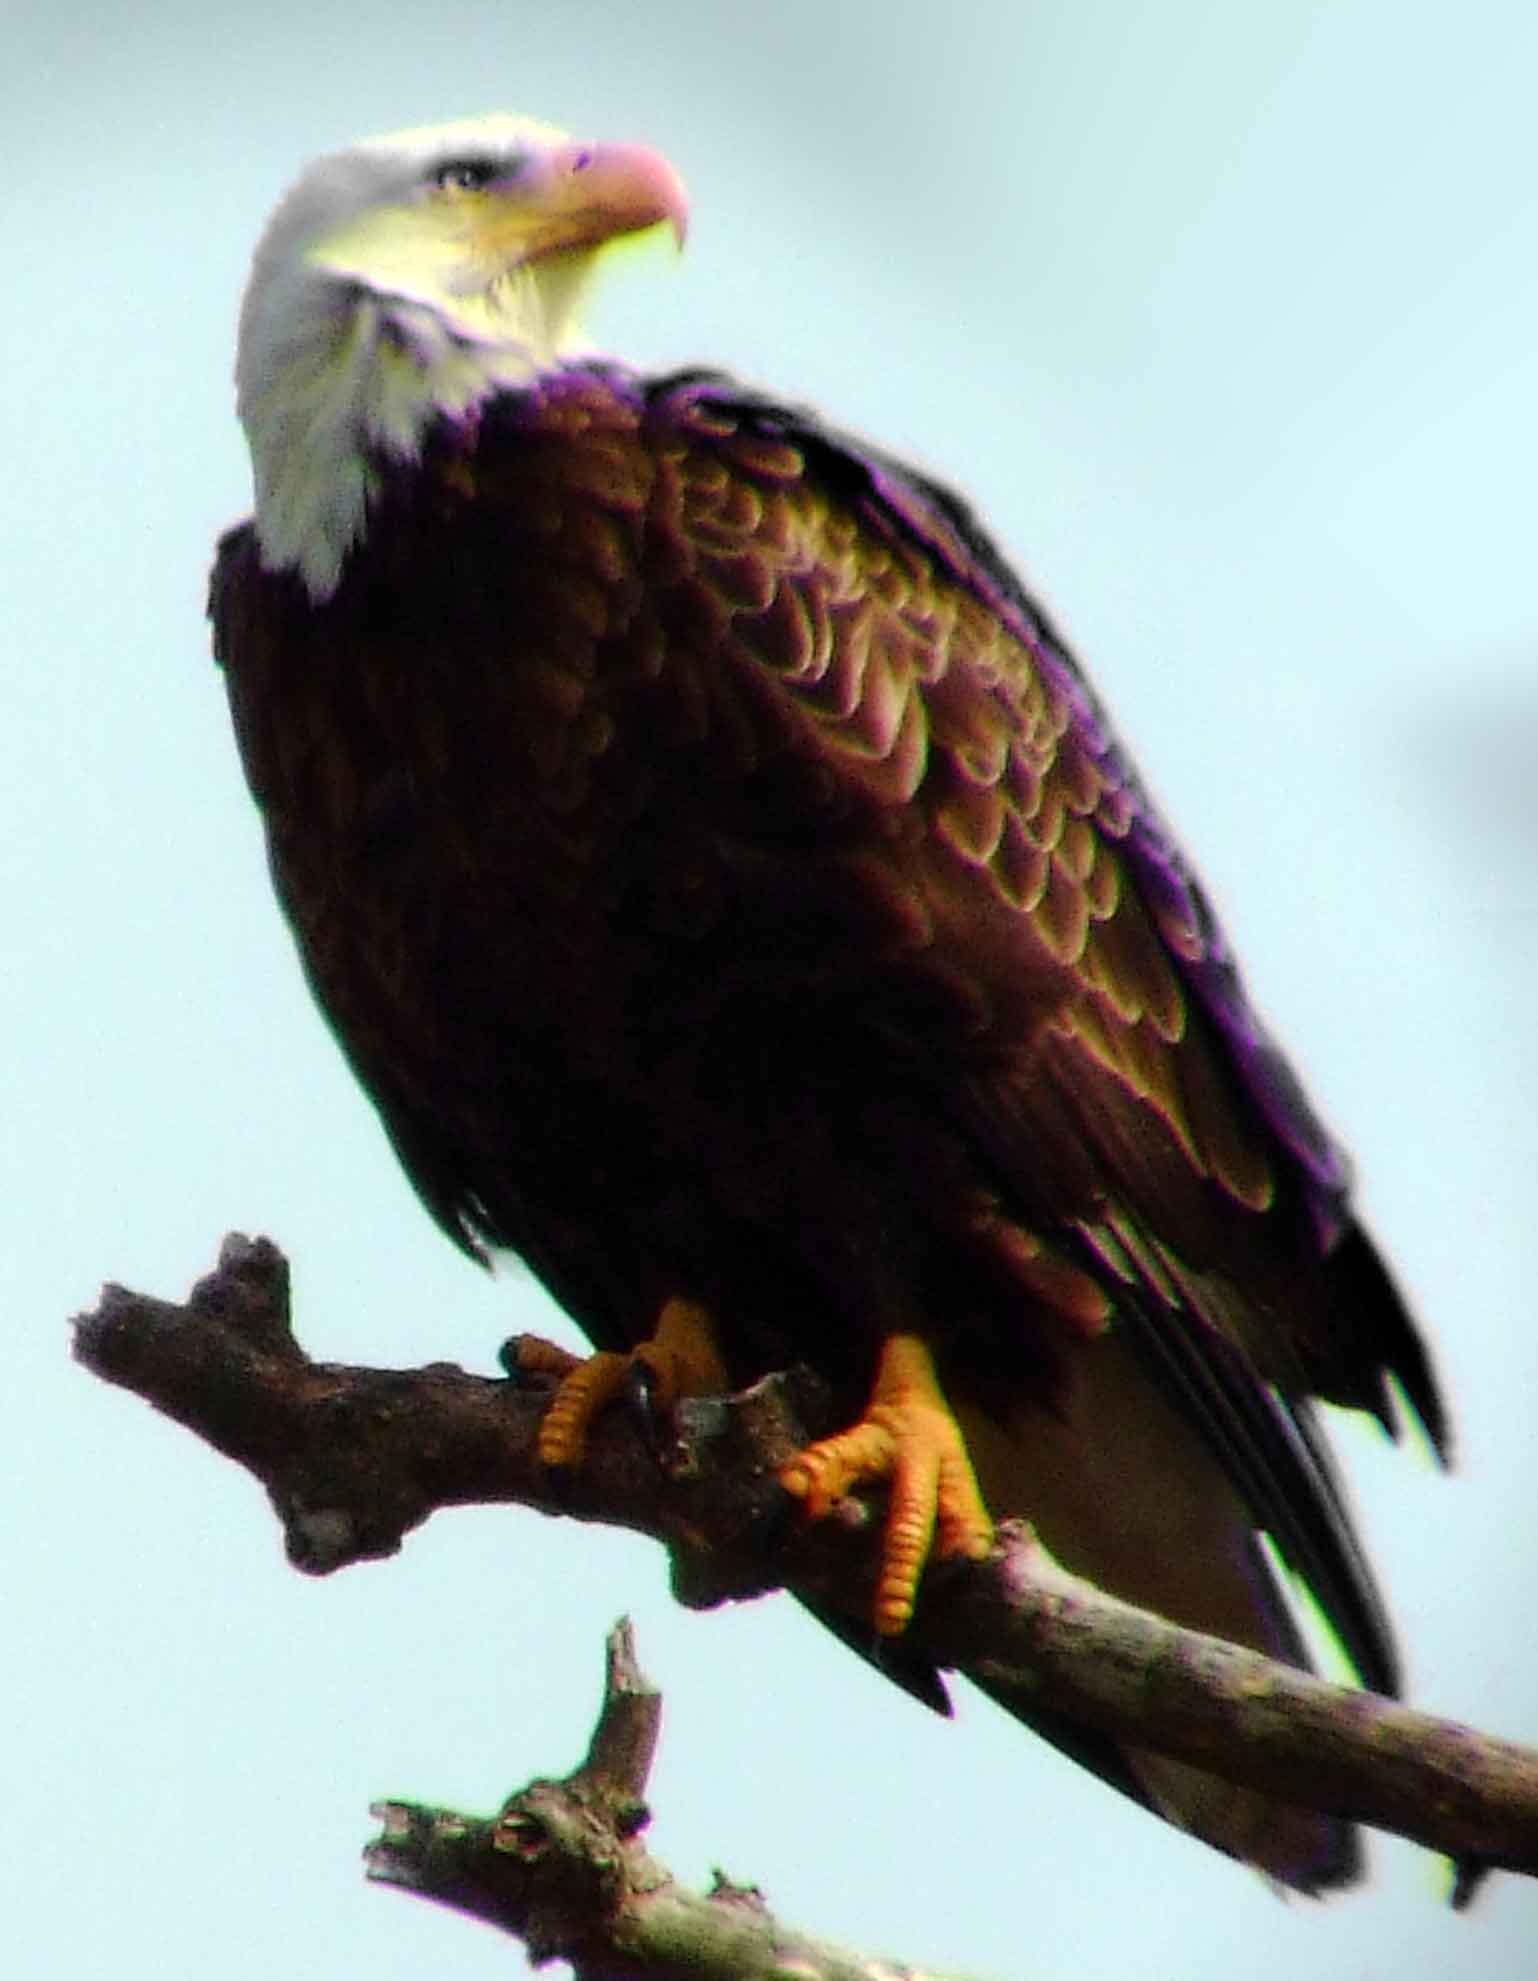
[213,364,1444,1889]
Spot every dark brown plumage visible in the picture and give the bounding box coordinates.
[215,124,1447,1892]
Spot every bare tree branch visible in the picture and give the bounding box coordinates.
[366,1618,990,1979]
[74,1234,1538,1893]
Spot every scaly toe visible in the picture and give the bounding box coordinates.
[508,1333,585,1383]
[537,1350,630,1468]
[528,1298,730,1472]
[779,1335,994,1635]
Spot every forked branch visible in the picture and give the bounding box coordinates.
[366,1618,982,1979]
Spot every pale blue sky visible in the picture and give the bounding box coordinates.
[7,2,1538,1976]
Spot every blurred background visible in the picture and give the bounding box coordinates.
[6,2,1537,1974]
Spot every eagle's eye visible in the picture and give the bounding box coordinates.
[432,157,506,194]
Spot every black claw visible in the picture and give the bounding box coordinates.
[1451,1855,1494,1911]
[539,1458,578,1502]
[498,1335,534,1383]
[625,1359,675,1466]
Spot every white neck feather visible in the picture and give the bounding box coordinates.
[237,265,580,601]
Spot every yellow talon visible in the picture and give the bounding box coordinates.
[780,1334,994,1635]
[517,1298,729,1470]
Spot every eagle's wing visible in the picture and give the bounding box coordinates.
[647,366,1442,1431]
[632,371,1446,1882]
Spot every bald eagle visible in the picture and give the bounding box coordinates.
[211,115,1446,1891]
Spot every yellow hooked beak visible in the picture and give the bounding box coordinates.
[472,139,689,266]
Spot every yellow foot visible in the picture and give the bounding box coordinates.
[514,1297,729,1470]
[779,1334,994,1636]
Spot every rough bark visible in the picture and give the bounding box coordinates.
[74,1233,1538,1899]
[366,1619,987,1978]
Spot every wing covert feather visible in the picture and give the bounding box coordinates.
[652,377,1285,1228]
[636,375,1446,1681]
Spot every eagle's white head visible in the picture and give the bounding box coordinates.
[236,114,688,598]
